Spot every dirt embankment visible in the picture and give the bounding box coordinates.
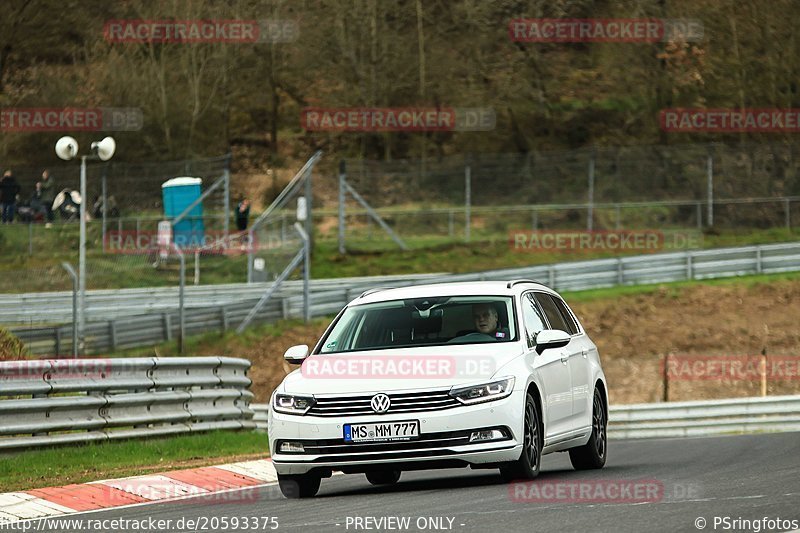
[209,280,800,404]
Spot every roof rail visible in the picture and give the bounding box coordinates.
[359,287,396,298]
[506,279,542,289]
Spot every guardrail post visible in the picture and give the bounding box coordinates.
[756,245,763,274]
[617,258,624,285]
[686,253,693,280]
[109,320,117,350]
[220,306,228,333]
[163,313,172,341]
[760,353,767,397]
[171,243,186,354]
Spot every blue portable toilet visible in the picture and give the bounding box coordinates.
[162,177,204,249]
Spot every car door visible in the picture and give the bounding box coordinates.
[550,294,593,427]
[534,292,586,432]
[521,292,573,438]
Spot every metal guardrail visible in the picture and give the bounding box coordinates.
[8,242,800,355]
[608,395,800,439]
[251,395,800,439]
[0,357,254,450]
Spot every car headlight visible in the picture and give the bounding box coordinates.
[449,377,515,405]
[273,393,316,415]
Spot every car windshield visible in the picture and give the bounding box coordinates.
[318,295,517,353]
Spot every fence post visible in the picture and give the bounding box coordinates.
[101,166,107,253]
[784,198,791,229]
[756,245,762,274]
[61,262,78,358]
[531,208,538,230]
[194,250,200,285]
[587,147,595,231]
[338,160,346,254]
[662,354,670,402]
[760,353,767,397]
[615,205,621,229]
[448,210,454,237]
[172,243,186,354]
[707,149,714,227]
[465,162,471,242]
[696,202,702,229]
[28,223,33,256]
[223,163,231,240]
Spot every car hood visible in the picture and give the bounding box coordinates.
[280,343,524,395]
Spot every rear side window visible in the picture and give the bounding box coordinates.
[551,296,580,335]
[521,293,548,348]
[534,293,571,334]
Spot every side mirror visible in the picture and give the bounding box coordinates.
[284,344,309,364]
[535,329,571,355]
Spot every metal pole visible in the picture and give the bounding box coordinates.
[101,169,107,253]
[78,156,87,354]
[294,222,311,323]
[304,165,313,256]
[223,167,230,239]
[172,243,185,354]
[194,250,200,285]
[465,164,471,242]
[587,148,595,231]
[338,160,346,254]
[707,151,713,227]
[61,262,78,358]
[247,227,254,283]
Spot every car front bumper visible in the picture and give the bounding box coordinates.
[268,390,524,476]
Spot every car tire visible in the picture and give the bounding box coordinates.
[365,470,401,485]
[568,388,607,470]
[499,392,542,481]
[278,473,321,498]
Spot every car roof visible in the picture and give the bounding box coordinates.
[352,280,555,305]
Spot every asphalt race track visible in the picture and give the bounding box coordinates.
[38,432,800,533]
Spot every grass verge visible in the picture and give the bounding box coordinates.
[0,430,269,493]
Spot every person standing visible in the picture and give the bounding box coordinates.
[39,169,56,226]
[0,170,21,223]
[236,198,251,231]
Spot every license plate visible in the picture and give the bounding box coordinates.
[344,420,420,443]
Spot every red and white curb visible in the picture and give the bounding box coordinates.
[0,459,278,524]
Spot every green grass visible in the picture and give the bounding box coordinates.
[0,430,269,492]
[0,221,797,292]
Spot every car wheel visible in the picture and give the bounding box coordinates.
[500,392,542,481]
[365,470,401,485]
[568,388,607,470]
[278,473,321,498]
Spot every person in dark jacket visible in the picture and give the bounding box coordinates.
[39,169,56,224]
[0,170,21,223]
[236,198,251,231]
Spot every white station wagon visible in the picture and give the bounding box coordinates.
[268,280,608,498]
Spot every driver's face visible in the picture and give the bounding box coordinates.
[473,305,498,334]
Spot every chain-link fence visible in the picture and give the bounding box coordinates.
[330,142,800,250]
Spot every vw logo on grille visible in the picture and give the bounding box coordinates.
[370,393,391,414]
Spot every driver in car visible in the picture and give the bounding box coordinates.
[450,303,507,342]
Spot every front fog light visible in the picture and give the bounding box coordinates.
[469,429,505,442]
[279,441,305,453]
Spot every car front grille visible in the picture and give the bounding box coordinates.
[307,389,461,417]
[274,426,513,461]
